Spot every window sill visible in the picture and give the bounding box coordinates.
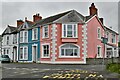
[32,39,38,41]
[62,37,78,39]
[98,38,102,41]
[59,56,80,58]
[41,56,50,58]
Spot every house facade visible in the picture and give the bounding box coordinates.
[18,14,41,62]
[2,25,18,62]
[34,3,118,64]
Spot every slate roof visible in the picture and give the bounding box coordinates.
[17,20,34,31]
[33,10,95,26]
[34,10,79,26]
[104,26,118,34]
[2,25,17,36]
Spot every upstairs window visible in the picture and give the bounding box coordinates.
[24,31,28,42]
[6,36,9,45]
[112,34,116,43]
[62,24,77,38]
[97,28,101,39]
[20,31,23,42]
[13,34,17,44]
[32,28,38,40]
[106,31,110,42]
[20,31,28,43]
[43,26,48,38]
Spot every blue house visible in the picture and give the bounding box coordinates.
[18,14,42,62]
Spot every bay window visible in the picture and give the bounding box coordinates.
[62,24,77,38]
[60,44,80,57]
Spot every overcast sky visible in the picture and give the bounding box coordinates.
[0,1,119,35]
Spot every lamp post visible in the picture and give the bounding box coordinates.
[101,37,108,65]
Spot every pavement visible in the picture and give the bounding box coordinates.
[1,63,120,80]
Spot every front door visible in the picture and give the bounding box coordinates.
[13,47,17,62]
[32,46,37,62]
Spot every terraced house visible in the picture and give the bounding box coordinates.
[2,25,18,62]
[1,3,119,64]
[17,14,41,62]
[35,3,118,64]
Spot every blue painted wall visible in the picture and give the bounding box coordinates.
[18,27,40,62]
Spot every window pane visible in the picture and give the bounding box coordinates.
[43,45,49,57]
[61,49,64,56]
[66,49,73,56]
[67,31,72,37]
[74,25,76,37]
[74,49,78,56]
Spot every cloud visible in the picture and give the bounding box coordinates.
[0,2,118,35]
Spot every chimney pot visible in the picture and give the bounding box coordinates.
[33,13,42,22]
[89,3,98,16]
[99,18,104,25]
[17,19,24,27]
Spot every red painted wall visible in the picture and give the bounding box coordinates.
[87,16,104,58]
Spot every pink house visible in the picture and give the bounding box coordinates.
[35,3,118,64]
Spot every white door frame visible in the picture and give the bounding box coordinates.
[32,44,38,62]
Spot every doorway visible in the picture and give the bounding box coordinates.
[32,45,37,62]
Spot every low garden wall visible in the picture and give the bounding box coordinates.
[86,57,120,65]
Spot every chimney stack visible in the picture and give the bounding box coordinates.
[17,20,24,27]
[33,13,42,22]
[89,3,98,16]
[99,18,104,25]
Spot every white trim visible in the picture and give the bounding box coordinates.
[97,45,102,58]
[97,27,101,40]
[62,24,78,38]
[20,31,28,43]
[42,25,49,39]
[32,28,38,40]
[59,43,80,58]
[41,43,50,58]
[19,46,28,60]
[81,24,87,62]
[40,61,86,64]
[18,61,33,63]
[51,24,57,62]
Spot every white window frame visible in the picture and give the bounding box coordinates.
[41,43,50,58]
[112,33,116,43]
[106,31,110,43]
[32,28,38,40]
[97,27,101,39]
[62,24,78,38]
[20,31,28,43]
[19,46,28,60]
[97,45,102,58]
[20,31,23,43]
[59,44,80,58]
[6,36,9,45]
[42,25,49,38]
[13,34,17,44]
